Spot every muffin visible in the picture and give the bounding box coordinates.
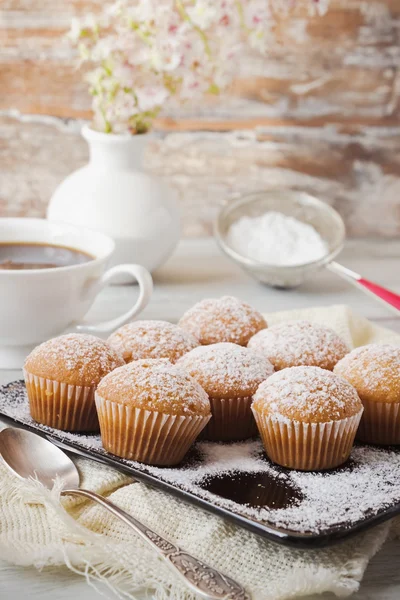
[178,296,267,346]
[95,359,211,465]
[248,320,349,371]
[334,344,400,444]
[108,320,199,364]
[252,366,363,471]
[178,342,274,441]
[24,333,124,431]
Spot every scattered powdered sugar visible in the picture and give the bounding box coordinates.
[248,320,349,371]
[97,359,210,416]
[107,320,199,364]
[226,211,328,266]
[178,342,273,398]
[24,333,124,385]
[2,381,400,537]
[253,367,362,422]
[334,344,400,397]
[275,450,400,531]
[178,296,267,346]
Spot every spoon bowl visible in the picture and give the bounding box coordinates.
[0,427,80,489]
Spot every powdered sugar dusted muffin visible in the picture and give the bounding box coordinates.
[334,344,400,444]
[248,320,349,371]
[178,296,267,346]
[95,359,211,465]
[24,334,124,431]
[178,342,274,440]
[252,366,363,471]
[108,320,199,364]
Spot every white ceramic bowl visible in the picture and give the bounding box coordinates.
[214,190,345,288]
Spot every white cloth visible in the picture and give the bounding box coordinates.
[0,305,399,600]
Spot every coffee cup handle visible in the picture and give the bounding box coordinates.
[76,264,153,334]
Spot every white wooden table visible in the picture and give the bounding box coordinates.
[1,238,400,600]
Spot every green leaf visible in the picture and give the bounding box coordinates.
[208,82,220,95]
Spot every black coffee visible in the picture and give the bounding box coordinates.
[0,242,94,270]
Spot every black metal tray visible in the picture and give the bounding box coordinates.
[1,380,400,549]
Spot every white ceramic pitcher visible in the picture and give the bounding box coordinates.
[47,126,181,278]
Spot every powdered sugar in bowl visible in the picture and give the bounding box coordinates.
[215,190,345,288]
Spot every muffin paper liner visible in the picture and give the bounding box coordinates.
[357,399,400,445]
[24,369,99,432]
[201,396,258,442]
[95,394,211,466]
[252,408,363,471]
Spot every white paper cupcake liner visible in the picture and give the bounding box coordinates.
[23,369,99,432]
[201,396,257,441]
[252,408,363,471]
[95,394,211,465]
[357,399,400,445]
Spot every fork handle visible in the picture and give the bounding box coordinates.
[62,488,249,600]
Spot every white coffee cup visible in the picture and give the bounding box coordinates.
[0,219,153,369]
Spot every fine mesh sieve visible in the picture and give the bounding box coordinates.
[214,190,400,314]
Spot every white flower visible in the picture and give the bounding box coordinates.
[114,92,139,120]
[186,4,218,29]
[86,67,104,88]
[136,86,169,111]
[91,38,114,62]
[150,47,181,72]
[82,13,98,30]
[69,18,83,43]
[113,63,135,88]
[248,29,267,53]
[149,49,163,71]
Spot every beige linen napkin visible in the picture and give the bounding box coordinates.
[0,305,399,600]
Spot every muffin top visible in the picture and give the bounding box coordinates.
[178,296,267,346]
[177,342,273,399]
[248,320,349,371]
[334,344,400,404]
[107,320,199,364]
[24,333,124,386]
[96,359,210,417]
[252,366,362,423]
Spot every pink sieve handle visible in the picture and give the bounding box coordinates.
[358,278,400,311]
[327,262,400,315]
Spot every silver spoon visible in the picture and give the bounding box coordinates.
[0,427,249,600]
